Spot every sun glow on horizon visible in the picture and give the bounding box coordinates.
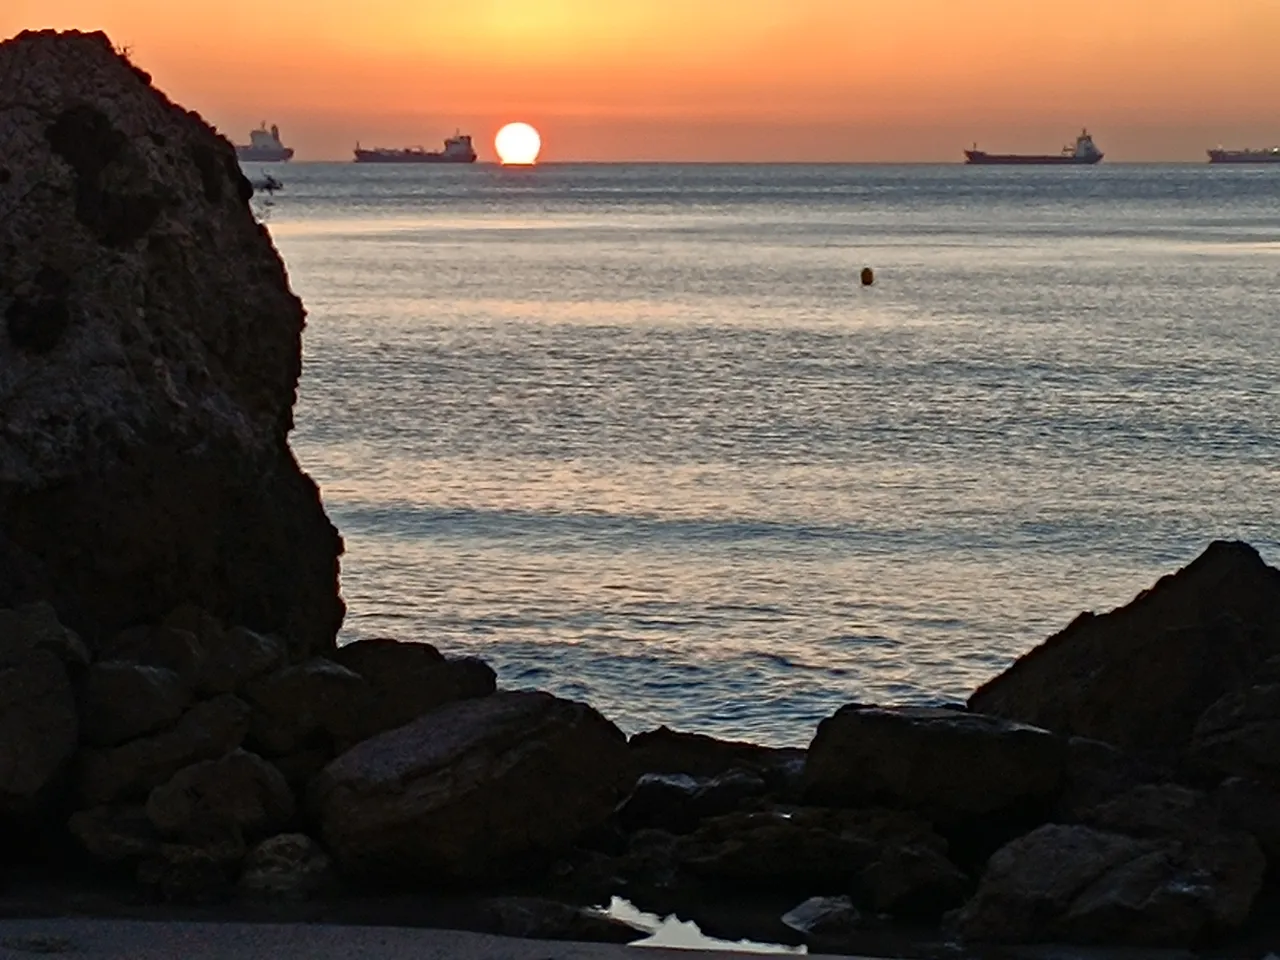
[495,122,542,165]
[5,0,1280,161]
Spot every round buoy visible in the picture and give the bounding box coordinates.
[860,267,875,286]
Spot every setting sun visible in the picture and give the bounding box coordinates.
[495,122,542,165]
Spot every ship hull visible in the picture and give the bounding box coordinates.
[235,146,294,162]
[965,151,1102,165]
[353,151,476,164]
[1207,150,1280,164]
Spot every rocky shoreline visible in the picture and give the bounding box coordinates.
[3,28,1279,957]
[3,540,1280,956]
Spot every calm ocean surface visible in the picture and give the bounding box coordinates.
[256,163,1280,746]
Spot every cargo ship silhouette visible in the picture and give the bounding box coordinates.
[353,133,477,164]
[965,129,1103,165]
[1207,145,1280,164]
[234,123,293,162]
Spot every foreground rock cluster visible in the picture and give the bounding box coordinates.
[3,27,1279,957]
[3,540,1279,954]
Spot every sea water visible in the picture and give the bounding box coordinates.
[256,163,1280,746]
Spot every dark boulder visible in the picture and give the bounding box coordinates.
[101,623,207,687]
[145,748,295,843]
[673,807,968,918]
[237,833,337,901]
[617,773,704,835]
[969,541,1280,760]
[136,834,247,903]
[860,839,971,919]
[68,803,160,863]
[77,661,191,747]
[0,640,78,818]
[242,658,367,757]
[70,800,250,903]
[1078,783,1220,840]
[1055,736,1172,821]
[957,822,1264,947]
[1189,683,1280,785]
[330,638,495,739]
[802,705,1066,824]
[629,726,805,794]
[77,694,250,805]
[0,29,343,654]
[616,770,769,835]
[311,690,633,885]
[780,896,863,953]
[1213,777,1280,864]
[0,601,90,666]
[199,625,289,697]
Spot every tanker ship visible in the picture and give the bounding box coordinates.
[353,133,477,164]
[965,129,1103,165]
[1207,145,1280,164]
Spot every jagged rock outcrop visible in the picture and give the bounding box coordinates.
[969,541,1280,760]
[0,29,342,653]
[311,691,633,884]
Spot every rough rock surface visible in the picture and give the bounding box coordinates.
[145,748,294,842]
[137,835,247,902]
[77,661,190,747]
[802,706,1065,823]
[629,726,805,792]
[969,541,1280,758]
[242,658,367,756]
[237,833,335,901]
[1188,682,1280,784]
[1213,777,1280,861]
[102,623,207,686]
[0,640,78,816]
[1054,736,1171,821]
[311,690,632,884]
[616,770,769,835]
[674,807,968,916]
[330,638,496,739]
[68,803,160,862]
[0,29,342,652]
[77,694,250,804]
[0,600,90,665]
[957,823,1264,947]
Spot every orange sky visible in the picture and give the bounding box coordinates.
[4,0,1279,161]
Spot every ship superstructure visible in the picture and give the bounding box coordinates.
[965,129,1103,165]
